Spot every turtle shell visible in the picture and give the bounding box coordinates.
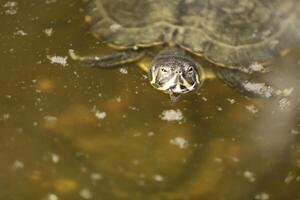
[88,0,300,70]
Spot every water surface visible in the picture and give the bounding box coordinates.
[1,1,300,200]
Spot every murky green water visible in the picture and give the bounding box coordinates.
[1,1,300,200]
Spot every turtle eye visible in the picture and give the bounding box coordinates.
[187,66,194,73]
[160,67,169,73]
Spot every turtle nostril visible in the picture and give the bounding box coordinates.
[175,70,182,74]
[180,85,186,90]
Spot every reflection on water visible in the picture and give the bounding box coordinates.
[1,1,300,200]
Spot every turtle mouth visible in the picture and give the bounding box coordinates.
[168,81,196,94]
[153,74,198,94]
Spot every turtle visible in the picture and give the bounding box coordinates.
[69,0,300,100]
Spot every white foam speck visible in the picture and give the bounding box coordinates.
[11,160,24,170]
[245,105,259,114]
[291,128,299,135]
[284,172,294,184]
[278,98,291,112]
[227,98,236,104]
[79,188,93,199]
[170,137,189,149]
[249,62,265,72]
[90,172,102,181]
[44,115,57,122]
[160,109,183,121]
[243,82,273,98]
[51,153,60,163]
[94,110,106,120]
[14,29,28,36]
[44,28,54,37]
[48,193,58,200]
[119,68,128,74]
[3,113,10,120]
[47,55,68,67]
[254,192,270,200]
[153,174,164,182]
[243,170,256,182]
[110,24,122,32]
[282,88,294,97]
[3,1,18,15]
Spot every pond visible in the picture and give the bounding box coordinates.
[1,0,300,200]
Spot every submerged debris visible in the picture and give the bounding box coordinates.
[160,109,184,121]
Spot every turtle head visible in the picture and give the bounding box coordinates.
[149,50,203,100]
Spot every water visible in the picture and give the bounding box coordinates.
[1,1,300,200]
